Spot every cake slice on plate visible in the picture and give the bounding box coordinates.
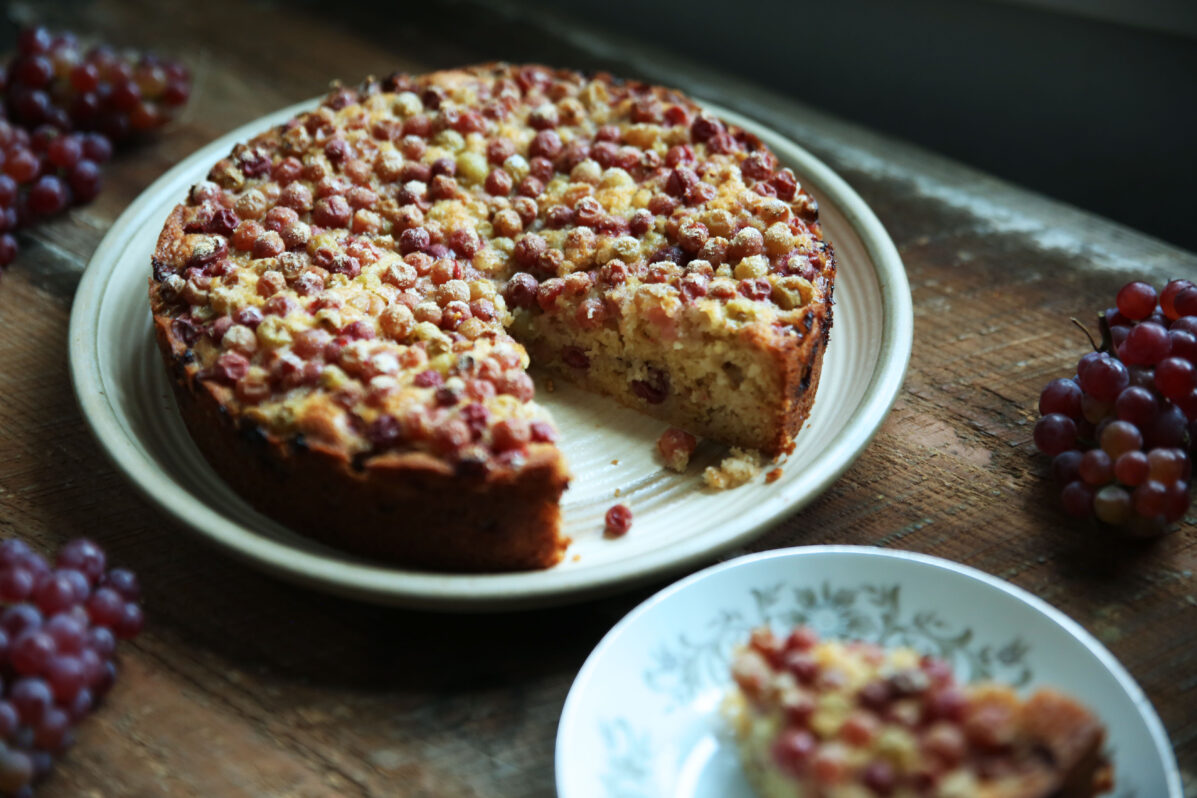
[725,627,1113,797]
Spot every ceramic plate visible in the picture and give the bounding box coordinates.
[68,98,912,609]
[556,546,1181,797]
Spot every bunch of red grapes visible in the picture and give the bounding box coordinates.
[0,538,142,796]
[0,26,192,270]
[1034,279,1197,535]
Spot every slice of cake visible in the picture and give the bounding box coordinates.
[725,627,1113,797]
[149,64,835,570]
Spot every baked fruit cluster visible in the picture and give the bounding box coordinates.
[725,627,1112,798]
[149,63,835,570]
[1034,279,1197,535]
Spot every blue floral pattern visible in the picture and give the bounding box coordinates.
[641,580,1031,710]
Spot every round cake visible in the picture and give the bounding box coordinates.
[148,63,836,571]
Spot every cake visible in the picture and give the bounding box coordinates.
[148,64,836,570]
[725,627,1113,797]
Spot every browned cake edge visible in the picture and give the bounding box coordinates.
[1018,689,1113,798]
[152,205,571,572]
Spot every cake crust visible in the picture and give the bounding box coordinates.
[149,64,835,569]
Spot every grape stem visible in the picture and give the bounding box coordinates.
[1096,312,1116,355]
[1071,316,1102,353]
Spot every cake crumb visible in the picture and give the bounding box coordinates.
[765,467,783,484]
[614,488,621,497]
[704,447,764,490]
[571,553,581,562]
[657,427,698,472]
[611,459,619,465]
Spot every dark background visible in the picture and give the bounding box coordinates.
[491,0,1197,252]
[3,0,1196,251]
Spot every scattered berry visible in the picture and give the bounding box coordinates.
[604,504,633,537]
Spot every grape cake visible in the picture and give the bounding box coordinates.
[149,64,836,571]
[726,627,1113,798]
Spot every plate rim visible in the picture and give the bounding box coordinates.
[554,545,1183,797]
[68,96,914,610]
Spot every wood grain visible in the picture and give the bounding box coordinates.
[0,0,1192,794]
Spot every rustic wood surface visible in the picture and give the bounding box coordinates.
[0,0,1194,794]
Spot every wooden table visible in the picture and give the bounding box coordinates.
[2,0,1194,794]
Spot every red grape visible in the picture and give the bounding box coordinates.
[1104,307,1131,328]
[1051,450,1083,484]
[28,174,70,216]
[103,568,140,600]
[1114,386,1158,428]
[1177,389,1197,422]
[66,159,102,204]
[1155,357,1197,401]
[1078,449,1113,485]
[4,148,40,183]
[1161,279,1194,320]
[1039,378,1082,419]
[10,629,55,675]
[0,234,15,268]
[9,677,52,723]
[1175,286,1197,319]
[1147,405,1187,449]
[15,56,54,90]
[1118,322,1171,366]
[46,655,86,703]
[80,132,112,163]
[17,27,52,57]
[1100,420,1142,459]
[1034,414,1077,456]
[45,134,82,169]
[33,705,71,751]
[56,539,105,584]
[1077,351,1102,379]
[1078,354,1129,402]
[69,63,99,93]
[1094,485,1132,524]
[0,174,15,206]
[1134,480,1169,518]
[1061,481,1095,517]
[1114,451,1149,486]
[1165,480,1190,522]
[1080,393,1112,424]
[1115,281,1157,320]
[1147,448,1189,483]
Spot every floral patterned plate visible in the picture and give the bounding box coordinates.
[555,546,1181,798]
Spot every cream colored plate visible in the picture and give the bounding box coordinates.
[69,98,913,609]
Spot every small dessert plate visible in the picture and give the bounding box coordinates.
[556,546,1181,797]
